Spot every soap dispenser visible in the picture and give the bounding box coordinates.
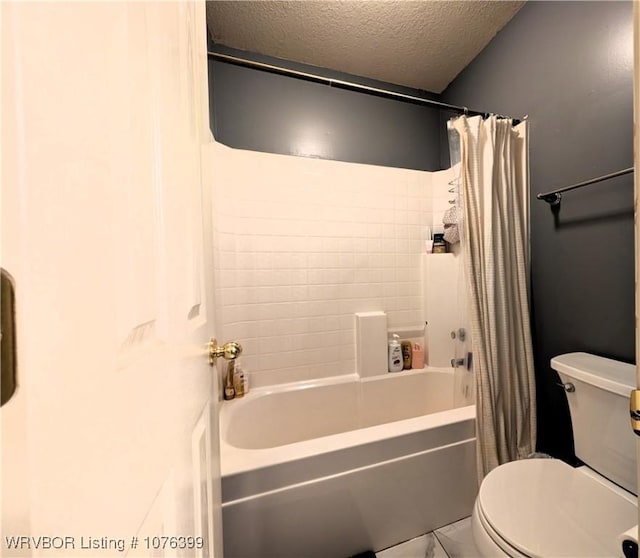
[388,334,403,373]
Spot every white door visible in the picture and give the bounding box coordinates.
[1,2,223,557]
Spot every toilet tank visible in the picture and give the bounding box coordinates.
[551,352,637,495]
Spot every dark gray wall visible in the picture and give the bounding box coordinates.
[442,1,635,462]
[207,3,634,462]
[208,46,443,171]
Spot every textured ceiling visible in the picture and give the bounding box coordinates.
[207,1,525,93]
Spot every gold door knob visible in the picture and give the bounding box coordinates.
[208,338,242,366]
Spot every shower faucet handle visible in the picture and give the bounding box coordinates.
[208,338,243,366]
[450,328,466,341]
[450,352,473,370]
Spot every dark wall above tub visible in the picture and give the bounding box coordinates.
[207,45,444,171]
[441,1,635,463]
[206,3,635,464]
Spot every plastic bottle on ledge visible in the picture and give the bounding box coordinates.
[412,343,425,369]
[224,360,236,400]
[234,363,245,398]
[401,340,412,369]
[242,367,249,395]
[388,334,403,372]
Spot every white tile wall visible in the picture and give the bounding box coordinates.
[211,141,465,387]
[424,253,462,368]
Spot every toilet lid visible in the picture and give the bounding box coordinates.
[477,459,637,557]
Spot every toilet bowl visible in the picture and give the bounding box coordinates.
[472,459,636,557]
[472,353,638,557]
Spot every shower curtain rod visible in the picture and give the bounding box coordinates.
[536,166,634,206]
[208,51,517,120]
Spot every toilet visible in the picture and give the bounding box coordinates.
[472,352,638,557]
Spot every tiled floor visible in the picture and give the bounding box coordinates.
[376,517,481,558]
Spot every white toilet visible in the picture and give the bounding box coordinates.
[472,352,638,557]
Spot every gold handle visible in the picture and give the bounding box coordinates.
[1,269,17,407]
[208,338,242,366]
[630,390,640,436]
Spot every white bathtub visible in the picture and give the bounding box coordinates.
[220,368,477,558]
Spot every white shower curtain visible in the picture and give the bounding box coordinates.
[451,115,536,480]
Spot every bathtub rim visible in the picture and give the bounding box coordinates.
[219,367,475,478]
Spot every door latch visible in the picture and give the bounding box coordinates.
[1,269,17,407]
[629,390,640,436]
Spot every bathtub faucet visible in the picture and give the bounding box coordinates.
[208,338,243,366]
[451,352,473,371]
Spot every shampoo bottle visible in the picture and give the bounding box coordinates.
[234,363,245,398]
[412,343,425,369]
[388,334,403,373]
[242,367,249,395]
[224,360,236,400]
[401,340,412,369]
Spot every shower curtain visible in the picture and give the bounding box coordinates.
[450,115,536,480]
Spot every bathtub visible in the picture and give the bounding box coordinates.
[220,368,477,558]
